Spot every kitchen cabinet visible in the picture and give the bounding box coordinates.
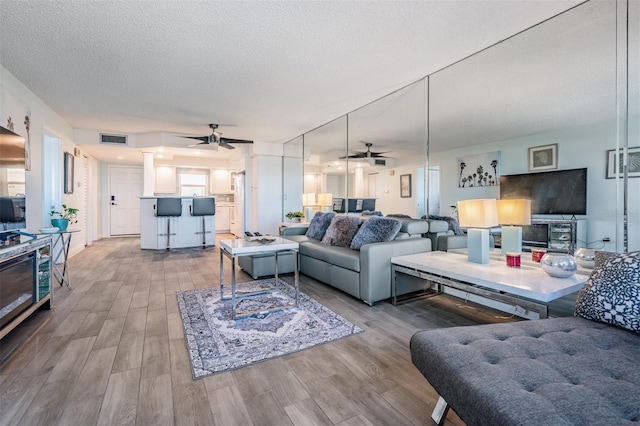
[210,169,232,194]
[155,166,176,194]
[215,205,231,232]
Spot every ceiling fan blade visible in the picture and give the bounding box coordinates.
[219,142,235,150]
[219,137,254,144]
[188,141,213,147]
[180,135,210,142]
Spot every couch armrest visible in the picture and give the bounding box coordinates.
[360,237,432,305]
[280,226,308,236]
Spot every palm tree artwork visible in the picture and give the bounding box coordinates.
[457,152,500,188]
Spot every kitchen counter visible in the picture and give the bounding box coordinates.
[139,197,216,249]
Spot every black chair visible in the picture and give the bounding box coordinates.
[190,197,216,249]
[155,198,182,251]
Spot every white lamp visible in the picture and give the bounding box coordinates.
[317,193,333,213]
[457,199,499,264]
[497,199,532,255]
[302,193,316,222]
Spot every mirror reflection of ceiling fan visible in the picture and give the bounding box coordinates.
[341,142,390,159]
[179,124,254,150]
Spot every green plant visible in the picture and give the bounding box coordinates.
[50,204,79,222]
[286,211,305,219]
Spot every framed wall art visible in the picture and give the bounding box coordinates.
[457,151,500,188]
[606,146,640,179]
[400,174,412,198]
[64,151,74,194]
[528,144,558,172]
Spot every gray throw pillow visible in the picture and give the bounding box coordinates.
[350,216,402,250]
[321,215,362,247]
[575,251,640,333]
[305,212,335,240]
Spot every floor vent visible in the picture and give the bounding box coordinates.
[100,134,128,145]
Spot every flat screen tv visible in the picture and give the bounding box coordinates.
[500,168,587,215]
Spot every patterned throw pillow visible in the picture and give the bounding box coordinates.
[350,216,402,250]
[321,215,362,247]
[305,212,335,240]
[575,251,640,333]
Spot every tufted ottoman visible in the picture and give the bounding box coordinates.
[410,317,640,425]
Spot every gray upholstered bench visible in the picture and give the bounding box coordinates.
[410,317,640,425]
[237,251,296,279]
[410,250,640,425]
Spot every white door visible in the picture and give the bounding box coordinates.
[109,166,143,235]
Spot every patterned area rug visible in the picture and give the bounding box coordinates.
[176,278,363,379]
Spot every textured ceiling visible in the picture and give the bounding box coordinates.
[0,0,584,160]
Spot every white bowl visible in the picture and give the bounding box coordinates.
[39,227,60,234]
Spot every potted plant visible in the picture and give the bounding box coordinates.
[286,211,305,222]
[50,204,79,232]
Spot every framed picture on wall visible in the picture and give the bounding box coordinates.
[528,144,558,171]
[606,146,640,178]
[400,174,411,198]
[64,151,74,194]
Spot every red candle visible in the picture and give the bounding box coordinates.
[532,249,546,263]
[506,252,521,268]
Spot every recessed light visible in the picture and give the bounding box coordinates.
[158,148,165,152]
[116,156,124,160]
[157,154,164,159]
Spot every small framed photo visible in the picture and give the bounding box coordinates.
[400,174,412,198]
[64,151,74,194]
[528,144,558,172]
[606,146,640,179]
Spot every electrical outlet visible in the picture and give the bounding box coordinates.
[602,237,611,242]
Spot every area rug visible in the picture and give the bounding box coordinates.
[176,278,363,379]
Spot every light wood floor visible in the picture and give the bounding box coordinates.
[1,236,548,425]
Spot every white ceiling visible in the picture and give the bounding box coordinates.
[0,0,584,164]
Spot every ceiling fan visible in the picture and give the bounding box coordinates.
[341,142,390,159]
[180,124,253,150]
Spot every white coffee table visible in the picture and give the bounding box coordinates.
[391,251,589,320]
[219,237,299,319]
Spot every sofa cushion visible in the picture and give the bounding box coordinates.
[350,216,402,250]
[326,245,361,272]
[321,215,362,247]
[394,218,429,235]
[298,239,334,263]
[305,212,335,240]
[575,251,640,333]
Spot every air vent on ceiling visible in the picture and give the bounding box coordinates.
[369,158,395,167]
[100,133,128,145]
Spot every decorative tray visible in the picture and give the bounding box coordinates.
[245,236,276,244]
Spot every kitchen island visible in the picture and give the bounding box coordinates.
[139,196,216,250]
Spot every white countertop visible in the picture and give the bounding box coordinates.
[391,251,588,303]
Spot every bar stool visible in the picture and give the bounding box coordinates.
[190,197,216,249]
[156,198,183,251]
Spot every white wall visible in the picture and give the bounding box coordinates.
[1,65,87,258]
[431,120,638,251]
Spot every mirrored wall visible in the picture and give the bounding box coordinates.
[284,0,638,252]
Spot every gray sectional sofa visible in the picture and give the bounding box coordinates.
[410,250,640,425]
[238,216,436,305]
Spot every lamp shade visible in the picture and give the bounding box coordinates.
[302,193,316,206]
[497,199,531,225]
[457,199,499,229]
[317,193,333,207]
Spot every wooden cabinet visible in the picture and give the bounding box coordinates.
[155,166,176,194]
